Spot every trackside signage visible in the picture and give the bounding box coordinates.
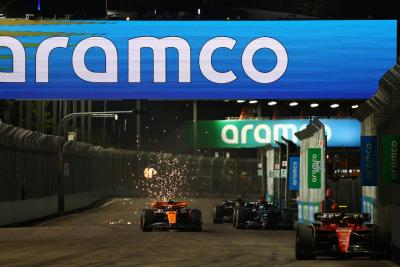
[382,135,400,184]
[0,20,396,99]
[186,119,360,148]
[307,148,322,189]
[289,156,300,191]
[360,136,378,186]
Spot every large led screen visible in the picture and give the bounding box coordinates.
[0,20,396,99]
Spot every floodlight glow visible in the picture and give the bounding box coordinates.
[330,104,340,108]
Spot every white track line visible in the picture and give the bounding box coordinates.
[37,199,117,226]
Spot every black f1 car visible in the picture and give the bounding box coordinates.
[140,201,202,231]
[213,200,236,224]
[233,201,294,229]
[296,211,391,259]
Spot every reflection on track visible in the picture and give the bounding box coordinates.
[0,198,396,267]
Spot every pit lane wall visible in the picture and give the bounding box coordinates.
[354,64,400,256]
[295,119,326,224]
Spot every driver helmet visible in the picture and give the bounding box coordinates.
[326,188,333,198]
[331,201,338,212]
[258,195,267,204]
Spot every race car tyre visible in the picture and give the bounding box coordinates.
[234,207,245,229]
[371,226,391,259]
[140,209,154,232]
[213,205,224,224]
[295,224,315,260]
[190,209,202,231]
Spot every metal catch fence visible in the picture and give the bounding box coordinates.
[0,122,260,205]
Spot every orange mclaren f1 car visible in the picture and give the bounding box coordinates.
[140,200,202,231]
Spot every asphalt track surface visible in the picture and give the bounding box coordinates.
[0,198,398,267]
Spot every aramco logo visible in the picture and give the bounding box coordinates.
[365,142,374,180]
[0,36,288,84]
[311,153,320,183]
[292,161,299,186]
[220,123,332,145]
[390,140,399,181]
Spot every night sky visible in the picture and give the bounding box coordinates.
[1,0,399,19]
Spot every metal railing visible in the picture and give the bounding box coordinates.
[0,122,259,206]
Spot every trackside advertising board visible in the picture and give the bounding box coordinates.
[382,135,400,184]
[289,156,300,191]
[360,136,378,186]
[186,119,360,148]
[307,148,322,189]
[0,20,396,99]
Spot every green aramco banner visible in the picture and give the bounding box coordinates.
[382,135,400,183]
[185,119,360,148]
[307,148,322,189]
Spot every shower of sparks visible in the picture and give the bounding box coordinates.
[136,154,196,201]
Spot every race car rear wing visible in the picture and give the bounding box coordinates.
[314,212,371,225]
[151,201,188,210]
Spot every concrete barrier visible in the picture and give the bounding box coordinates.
[0,190,111,225]
[0,196,58,226]
[64,190,106,212]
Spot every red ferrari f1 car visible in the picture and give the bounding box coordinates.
[140,200,202,231]
[296,211,391,259]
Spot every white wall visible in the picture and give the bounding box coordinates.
[0,196,58,226]
[64,190,105,212]
[0,190,109,226]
